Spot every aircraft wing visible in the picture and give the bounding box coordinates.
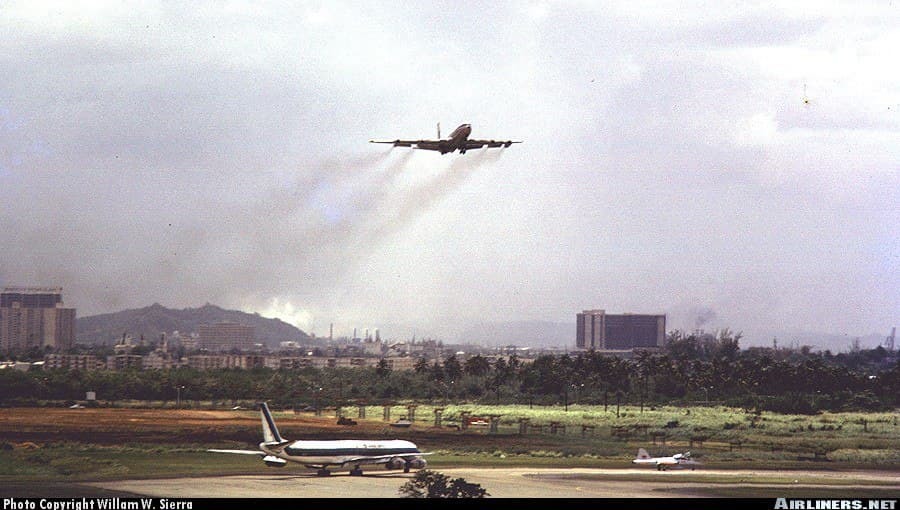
[369,139,443,151]
[464,139,522,150]
[207,449,266,456]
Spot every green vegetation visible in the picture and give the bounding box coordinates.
[1,437,896,500]
[1,402,896,485]
[0,403,896,501]
[398,470,489,498]
[0,444,264,481]
[0,329,896,496]
[2,331,897,416]
[351,404,899,467]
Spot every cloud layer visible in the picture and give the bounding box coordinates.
[1,1,897,346]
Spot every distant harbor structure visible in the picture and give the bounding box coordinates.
[0,286,76,354]
[576,309,665,351]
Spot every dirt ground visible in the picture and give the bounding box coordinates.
[0,406,512,450]
[3,407,898,499]
[0,407,405,443]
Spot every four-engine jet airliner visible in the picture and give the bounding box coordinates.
[209,402,429,476]
[370,123,522,154]
[632,448,700,471]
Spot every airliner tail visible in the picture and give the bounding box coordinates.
[259,402,285,444]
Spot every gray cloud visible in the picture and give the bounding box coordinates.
[1,1,896,346]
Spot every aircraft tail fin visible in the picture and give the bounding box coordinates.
[437,122,441,139]
[259,402,285,444]
[636,448,651,459]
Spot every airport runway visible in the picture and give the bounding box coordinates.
[86,467,900,498]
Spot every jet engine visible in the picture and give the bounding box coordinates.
[406,458,427,470]
[384,457,427,471]
[385,458,406,470]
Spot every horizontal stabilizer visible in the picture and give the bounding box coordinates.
[263,455,288,467]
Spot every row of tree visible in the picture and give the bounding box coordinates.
[1,330,897,413]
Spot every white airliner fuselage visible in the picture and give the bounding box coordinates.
[632,448,699,471]
[260,439,425,470]
[445,123,473,149]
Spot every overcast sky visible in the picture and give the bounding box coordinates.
[1,1,897,346]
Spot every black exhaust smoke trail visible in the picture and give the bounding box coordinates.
[371,149,415,187]
[162,147,496,312]
[153,149,403,306]
[364,149,495,243]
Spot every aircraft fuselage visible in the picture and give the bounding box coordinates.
[442,123,472,154]
[260,439,424,469]
[633,455,697,471]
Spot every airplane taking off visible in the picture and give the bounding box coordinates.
[369,123,522,154]
[209,402,429,476]
[632,448,700,471]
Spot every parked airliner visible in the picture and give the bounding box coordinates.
[209,402,429,476]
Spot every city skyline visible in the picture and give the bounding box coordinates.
[70,299,893,352]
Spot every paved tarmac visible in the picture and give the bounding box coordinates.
[85,467,900,498]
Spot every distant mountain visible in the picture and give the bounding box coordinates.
[76,303,315,348]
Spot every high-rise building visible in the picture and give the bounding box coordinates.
[197,322,255,351]
[44,353,105,371]
[1,287,76,354]
[576,309,665,350]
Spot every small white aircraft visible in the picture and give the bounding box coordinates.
[632,448,700,471]
[209,402,429,476]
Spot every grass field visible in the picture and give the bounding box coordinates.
[344,402,900,465]
[0,404,897,487]
[2,445,898,499]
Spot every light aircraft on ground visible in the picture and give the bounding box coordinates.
[209,402,429,476]
[632,448,700,470]
[369,123,522,154]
